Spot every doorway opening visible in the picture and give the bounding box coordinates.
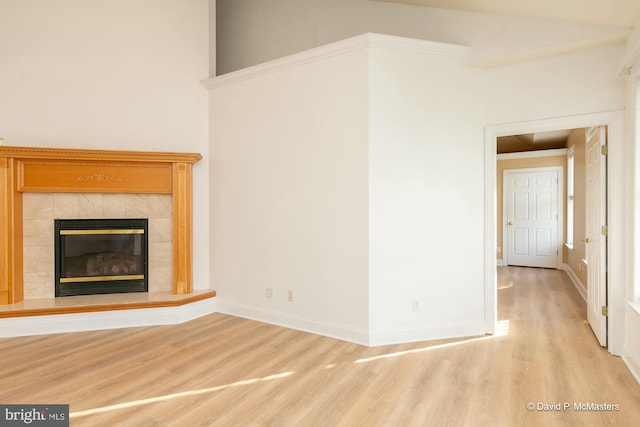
[484,111,624,355]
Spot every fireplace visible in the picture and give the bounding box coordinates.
[55,219,149,297]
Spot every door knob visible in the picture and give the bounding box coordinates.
[507,221,513,226]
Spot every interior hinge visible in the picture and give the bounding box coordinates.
[602,306,608,316]
[601,225,608,236]
[601,144,608,156]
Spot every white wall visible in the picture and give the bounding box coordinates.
[482,48,626,124]
[216,0,628,74]
[0,0,211,290]
[207,43,371,343]
[623,27,640,383]
[206,32,626,346]
[369,40,627,345]
[368,41,487,343]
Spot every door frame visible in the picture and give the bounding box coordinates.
[502,166,564,269]
[484,111,626,356]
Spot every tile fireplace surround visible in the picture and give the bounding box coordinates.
[27,194,170,298]
[0,146,203,309]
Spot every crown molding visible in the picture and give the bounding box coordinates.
[366,33,469,57]
[470,30,630,69]
[202,33,468,90]
[619,21,640,76]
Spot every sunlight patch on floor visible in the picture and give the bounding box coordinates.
[69,371,295,419]
[495,319,510,336]
[498,281,514,290]
[354,320,510,364]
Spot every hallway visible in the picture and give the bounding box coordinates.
[494,266,640,425]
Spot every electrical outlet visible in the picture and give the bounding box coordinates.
[412,299,419,312]
[287,290,293,302]
[265,288,273,299]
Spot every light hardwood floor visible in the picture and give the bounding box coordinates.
[1,267,639,426]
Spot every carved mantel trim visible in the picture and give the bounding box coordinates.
[0,146,202,304]
[0,146,202,163]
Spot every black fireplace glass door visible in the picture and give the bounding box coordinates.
[55,219,148,297]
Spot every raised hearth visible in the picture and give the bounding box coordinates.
[0,290,216,319]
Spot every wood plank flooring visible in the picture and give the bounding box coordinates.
[1,267,639,426]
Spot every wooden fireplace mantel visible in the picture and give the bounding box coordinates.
[0,146,202,304]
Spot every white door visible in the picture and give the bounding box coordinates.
[505,168,560,268]
[586,126,607,347]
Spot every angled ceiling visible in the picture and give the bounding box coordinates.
[372,0,637,68]
[365,2,630,152]
[374,0,640,28]
[497,130,573,154]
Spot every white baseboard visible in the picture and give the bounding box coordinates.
[561,263,587,303]
[217,301,370,346]
[0,297,216,338]
[622,303,640,385]
[217,301,485,347]
[368,321,486,347]
[623,347,640,386]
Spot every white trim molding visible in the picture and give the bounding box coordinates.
[216,301,370,346]
[202,33,468,90]
[216,300,485,347]
[472,31,630,69]
[618,22,640,76]
[622,351,640,386]
[368,321,486,347]
[629,300,640,316]
[485,110,627,356]
[366,33,469,57]
[622,301,640,385]
[562,263,588,303]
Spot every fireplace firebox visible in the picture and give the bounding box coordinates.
[55,219,149,297]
